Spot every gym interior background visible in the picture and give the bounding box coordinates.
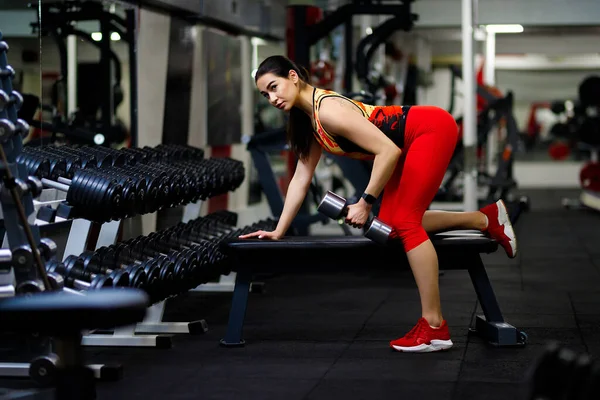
[0,0,599,399]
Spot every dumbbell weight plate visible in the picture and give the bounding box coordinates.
[126,265,147,289]
[29,354,59,387]
[88,274,114,290]
[109,269,130,287]
[16,280,45,295]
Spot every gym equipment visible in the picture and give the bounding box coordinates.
[17,143,243,223]
[355,14,414,97]
[31,1,139,146]
[561,75,600,212]
[526,343,600,400]
[0,289,149,400]
[318,191,392,244]
[435,66,521,208]
[0,30,138,387]
[219,212,528,348]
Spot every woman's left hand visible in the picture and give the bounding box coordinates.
[345,201,372,229]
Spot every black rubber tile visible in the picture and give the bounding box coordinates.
[245,308,376,325]
[167,378,316,400]
[571,299,600,315]
[306,380,455,400]
[188,358,333,380]
[325,358,462,381]
[474,291,573,315]
[453,382,530,400]
[366,299,475,326]
[482,313,578,329]
[95,364,197,400]
[463,342,587,364]
[499,327,584,346]
[240,322,363,342]
[458,359,534,383]
[342,340,464,361]
[199,340,349,359]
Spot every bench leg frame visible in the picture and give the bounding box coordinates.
[220,254,527,348]
[467,254,527,347]
[220,271,252,347]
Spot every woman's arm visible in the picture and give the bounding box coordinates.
[239,138,322,239]
[318,99,402,203]
[273,139,322,236]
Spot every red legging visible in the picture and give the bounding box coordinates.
[378,106,459,252]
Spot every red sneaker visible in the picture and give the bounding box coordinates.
[480,199,518,258]
[389,318,453,353]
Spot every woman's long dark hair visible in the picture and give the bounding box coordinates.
[255,55,314,161]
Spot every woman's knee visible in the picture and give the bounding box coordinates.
[392,223,429,252]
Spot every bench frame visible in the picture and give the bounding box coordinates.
[218,235,527,348]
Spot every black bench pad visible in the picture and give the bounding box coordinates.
[0,288,149,334]
[221,231,498,273]
[225,231,496,252]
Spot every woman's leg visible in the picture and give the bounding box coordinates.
[422,210,487,233]
[422,205,518,258]
[378,107,458,330]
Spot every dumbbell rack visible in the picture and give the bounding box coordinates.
[55,202,208,349]
[0,32,121,384]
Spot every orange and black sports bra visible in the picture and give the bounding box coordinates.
[311,88,410,160]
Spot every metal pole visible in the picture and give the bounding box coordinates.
[462,0,478,211]
[126,9,138,148]
[484,30,497,181]
[67,35,77,116]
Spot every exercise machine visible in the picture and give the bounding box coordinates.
[29,0,138,147]
[562,75,600,212]
[433,65,521,209]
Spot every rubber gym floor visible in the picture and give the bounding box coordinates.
[5,188,600,400]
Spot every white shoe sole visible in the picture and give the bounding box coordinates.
[391,339,454,353]
[496,199,518,258]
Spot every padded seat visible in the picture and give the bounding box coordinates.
[224,231,497,252]
[0,289,149,334]
[221,231,498,274]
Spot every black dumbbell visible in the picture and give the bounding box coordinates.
[95,244,175,300]
[0,89,22,112]
[64,255,129,288]
[40,168,123,222]
[0,65,15,80]
[46,259,114,290]
[318,190,392,245]
[78,251,142,288]
[0,117,29,141]
[126,237,192,283]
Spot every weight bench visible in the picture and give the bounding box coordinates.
[0,289,148,400]
[219,232,527,348]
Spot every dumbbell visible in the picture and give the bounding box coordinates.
[318,191,392,245]
[64,254,129,288]
[45,259,114,291]
[40,168,123,222]
[125,237,194,282]
[78,250,144,289]
[0,118,29,141]
[95,243,177,299]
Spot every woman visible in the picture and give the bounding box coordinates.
[240,55,517,353]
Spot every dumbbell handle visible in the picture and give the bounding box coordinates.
[41,178,70,192]
[318,191,392,245]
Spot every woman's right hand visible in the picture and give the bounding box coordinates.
[238,230,282,240]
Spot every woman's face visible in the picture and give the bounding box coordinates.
[256,70,299,112]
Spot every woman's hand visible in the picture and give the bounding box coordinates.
[345,200,372,229]
[238,230,283,240]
